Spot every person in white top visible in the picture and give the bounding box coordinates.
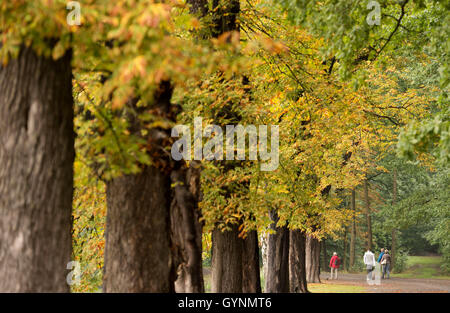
[363,249,376,281]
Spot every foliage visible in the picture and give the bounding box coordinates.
[72,160,106,292]
[392,249,409,273]
[2,0,448,290]
[276,0,449,166]
[398,106,450,165]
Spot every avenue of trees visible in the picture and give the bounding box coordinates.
[0,0,448,292]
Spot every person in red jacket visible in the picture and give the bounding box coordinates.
[329,252,341,280]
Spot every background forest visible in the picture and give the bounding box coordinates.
[0,0,448,293]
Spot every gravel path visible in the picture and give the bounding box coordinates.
[320,272,450,293]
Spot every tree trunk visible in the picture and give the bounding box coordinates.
[321,240,328,271]
[289,230,308,293]
[265,210,290,293]
[210,226,260,293]
[364,180,373,250]
[343,226,348,271]
[207,0,246,295]
[305,235,321,283]
[103,80,175,292]
[242,230,261,293]
[0,46,74,292]
[349,189,356,269]
[104,166,172,292]
[170,161,204,293]
[391,169,398,271]
[170,0,208,293]
[211,224,243,292]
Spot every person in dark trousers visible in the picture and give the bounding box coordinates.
[377,248,385,275]
[381,249,391,279]
[329,252,341,280]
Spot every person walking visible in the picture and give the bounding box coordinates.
[363,248,376,281]
[377,248,385,275]
[381,249,391,279]
[329,252,341,280]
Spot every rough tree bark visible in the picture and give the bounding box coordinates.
[305,235,321,283]
[349,189,356,269]
[0,46,74,292]
[364,179,373,250]
[210,226,261,293]
[209,0,262,294]
[242,230,261,293]
[170,161,204,293]
[289,230,308,293]
[104,166,172,292]
[103,81,174,292]
[211,224,243,292]
[265,210,290,293]
[103,0,210,294]
[170,0,208,293]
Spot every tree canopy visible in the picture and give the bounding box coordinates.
[0,0,448,293]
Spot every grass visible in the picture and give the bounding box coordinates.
[392,256,450,280]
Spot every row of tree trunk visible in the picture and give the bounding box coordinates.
[0,46,323,290]
[0,0,318,292]
[264,210,323,293]
[343,178,397,272]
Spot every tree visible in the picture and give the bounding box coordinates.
[5,0,445,293]
[0,46,74,291]
[104,165,173,292]
[278,0,449,166]
[364,180,373,250]
[371,154,449,272]
[265,210,290,292]
[71,1,218,292]
[170,161,204,293]
[170,0,209,293]
[349,189,357,269]
[211,224,243,292]
[305,235,321,283]
[343,226,348,271]
[242,230,262,293]
[191,0,263,293]
[289,230,308,293]
[0,1,78,292]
